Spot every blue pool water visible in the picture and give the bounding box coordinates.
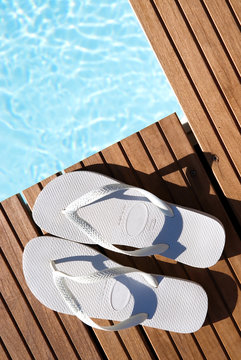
[0,0,184,201]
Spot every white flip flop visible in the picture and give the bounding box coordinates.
[32,171,225,268]
[23,236,208,332]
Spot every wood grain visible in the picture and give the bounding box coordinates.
[23,181,128,360]
[157,115,241,283]
[228,0,241,22]
[203,0,241,74]
[154,0,241,170]
[177,0,241,122]
[0,295,32,360]
[0,197,102,360]
[2,113,241,359]
[101,142,207,360]
[0,252,55,360]
[118,126,238,359]
[81,151,182,360]
[129,0,241,223]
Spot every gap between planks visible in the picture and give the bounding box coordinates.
[0,116,240,360]
[21,180,153,360]
[0,199,107,360]
[129,0,241,221]
[117,127,240,358]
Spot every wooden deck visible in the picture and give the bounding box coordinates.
[1,113,241,359]
[129,0,241,222]
[1,1,241,358]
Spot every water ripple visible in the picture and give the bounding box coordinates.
[0,0,184,201]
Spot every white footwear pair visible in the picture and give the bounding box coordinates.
[23,171,225,332]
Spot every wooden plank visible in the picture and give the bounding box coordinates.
[155,115,241,329]
[22,174,60,208]
[3,110,239,359]
[108,326,156,360]
[66,155,176,359]
[144,117,241,350]
[92,328,142,360]
[81,154,160,360]
[138,328,181,360]
[0,202,86,360]
[0,253,55,360]
[101,141,215,359]
[22,185,41,210]
[129,0,241,222]
[101,144,226,360]
[65,161,83,172]
[23,179,130,360]
[41,173,61,187]
[228,0,241,22]
[118,117,241,358]
[203,0,241,74]
[19,115,240,355]
[0,341,11,360]
[1,296,32,360]
[80,154,184,360]
[76,154,181,360]
[118,134,227,360]
[1,196,104,360]
[156,117,241,327]
[153,0,241,170]
[178,0,241,121]
[157,114,241,284]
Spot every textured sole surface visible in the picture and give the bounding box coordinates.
[23,236,208,333]
[33,171,225,267]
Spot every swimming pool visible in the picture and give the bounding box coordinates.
[0,0,184,202]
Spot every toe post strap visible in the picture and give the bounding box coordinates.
[50,260,155,331]
[62,183,171,256]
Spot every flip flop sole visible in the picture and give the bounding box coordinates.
[23,236,208,333]
[33,171,225,267]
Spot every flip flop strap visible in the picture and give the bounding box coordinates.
[63,183,173,216]
[51,261,155,331]
[62,183,172,256]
